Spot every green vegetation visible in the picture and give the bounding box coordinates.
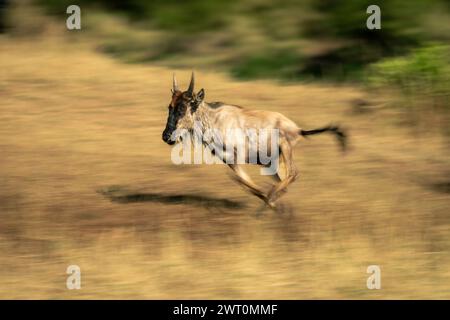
[367,44,450,134]
[39,0,237,32]
[231,49,302,81]
[367,44,449,96]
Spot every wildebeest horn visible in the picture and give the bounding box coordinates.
[172,73,178,91]
[187,71,195,94]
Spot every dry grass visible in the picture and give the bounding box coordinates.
[0,29,450,299]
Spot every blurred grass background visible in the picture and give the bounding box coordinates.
[0,0,449,299]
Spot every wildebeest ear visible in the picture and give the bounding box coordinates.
[196,88,205,102]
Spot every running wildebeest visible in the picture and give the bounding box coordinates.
[162,73,347,208]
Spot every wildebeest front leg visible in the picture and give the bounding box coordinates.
[228,164,272,206]
[267,142,298,206]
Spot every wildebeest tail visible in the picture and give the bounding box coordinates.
[299,125,347,151]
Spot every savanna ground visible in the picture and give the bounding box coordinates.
[1,18,450,299]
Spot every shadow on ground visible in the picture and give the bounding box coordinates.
[98,186,246,209]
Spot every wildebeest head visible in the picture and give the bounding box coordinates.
[162,72,205,145]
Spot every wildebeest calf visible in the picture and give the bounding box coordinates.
[162,73,347,208]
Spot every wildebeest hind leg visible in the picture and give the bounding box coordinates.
[228,164,272,207]
[267,142,298,205]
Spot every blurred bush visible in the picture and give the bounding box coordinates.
[367,44,450,134]
[39,0,236,32]
[367,44,449,96]
[231,49,302,81]
[32,0,450,84]
[0,0,8,33]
